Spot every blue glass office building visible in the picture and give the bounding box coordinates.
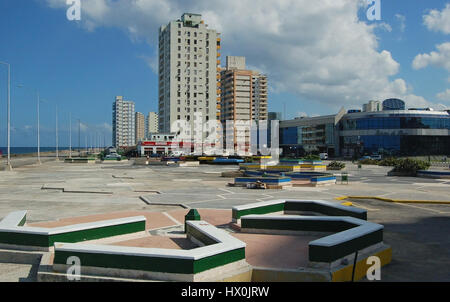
[339,109,450,157]
[279,101,450,158]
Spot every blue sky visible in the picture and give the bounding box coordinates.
[0,0,449,147]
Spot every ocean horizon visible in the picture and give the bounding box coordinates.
[0,147,76,155]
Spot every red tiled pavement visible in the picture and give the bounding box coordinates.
[232,233,320,269]
[28,211,177,230]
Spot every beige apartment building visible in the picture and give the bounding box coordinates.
[146,112,159,137]
[135,112,146,143]
[220,56,268,153]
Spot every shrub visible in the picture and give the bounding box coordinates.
[379,157,400,166]
[358,158,379,165]
[327,161,346,170]
[392,158,431,174]
[303,154,321,160]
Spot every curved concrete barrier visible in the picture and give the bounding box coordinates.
[232,199,367,222]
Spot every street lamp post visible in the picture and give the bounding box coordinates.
[78,119,81,156]
[37,91,41,164]
[56,105,59,161]
[17,84,41,164]
[0,61,12,170]
[69,113,72,158]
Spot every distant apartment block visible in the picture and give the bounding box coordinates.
[146,112,159,137]
[135,112,146,143]
[220,56,268,153]
[363,100,382,112]
[112,96,135,147]
[158,13,221,136]
[220,56,268,122]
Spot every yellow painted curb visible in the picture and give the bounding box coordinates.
[340,202,353,206]
[332,247,392,282]
[336,196,450,205]
[219,270,252,282]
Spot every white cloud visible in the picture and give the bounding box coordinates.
[437,89,450,101]
[138,54,158,74]
[412,42,450,71]
[423,3,450,34]
[376,22,392,32]
[395,14,406,32]
[44,0,435,109]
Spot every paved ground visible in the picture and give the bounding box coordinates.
[0,159,449,281]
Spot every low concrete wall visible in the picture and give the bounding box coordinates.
[417,170,450,179]
[240,215,384,264]
[234,177,292,187]
[51,220,247,281]
[232,199,367,222]
[0,211,146,250]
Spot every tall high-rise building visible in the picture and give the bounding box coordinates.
[220,56,268,123]
[112,96,135,147]
[135,112,145,143]
[220,56,268,153]
[146,112,159,137]
[158,13,221,136]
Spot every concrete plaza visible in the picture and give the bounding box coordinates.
[0,159,449,281]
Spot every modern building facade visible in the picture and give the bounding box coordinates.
[112,96,136,147]
[280,108,346,157]
[158,13,220,137]
[339,109,450,157]
[279,100,450,158]
[146,112,159,137]
[135,112,146,143]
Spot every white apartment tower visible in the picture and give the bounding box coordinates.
[158,13,221,135]
[363,100,382,112]
[112,96,136,147]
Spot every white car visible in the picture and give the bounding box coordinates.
[319,153,328,160]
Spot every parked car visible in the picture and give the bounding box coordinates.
[371,154,382,160]
[319,153,328,160]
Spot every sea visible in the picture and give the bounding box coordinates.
[0,147,71,155]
